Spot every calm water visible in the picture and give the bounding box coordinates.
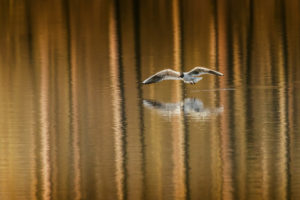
[1,0,300,199]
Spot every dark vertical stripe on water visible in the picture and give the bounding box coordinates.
[212,0,219,70]
[132,0,146,199]
[225,2,236,198]
[63,0,72,114]
[179,0,185,73]
[62,0,74,198]
[245,1,254,196]
[183,118,190,200]
[280,0,288,77]
[226,2,234,86]
[25,3,39,199]
[176,2,190,199]
[114,0,128,199]
[211,0,221,106]
[269,43,277,85]
[245,0,254,131]
[246,0,254,85]
[280,1,291,199]
[25,1,36,84]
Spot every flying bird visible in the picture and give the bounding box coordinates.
[142,66,224,85]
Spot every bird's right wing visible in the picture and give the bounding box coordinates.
[142,69,181,84]
[187,66,224,77]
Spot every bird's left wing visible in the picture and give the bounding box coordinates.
[142,69,181,84]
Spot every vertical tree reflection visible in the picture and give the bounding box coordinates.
[133,0,146,198]
[217,0,234,199]
[172,0,190,199]
[24,2,39,199]
[109,1,127,199]
[279,1,290,198]
[63,0,82,199]
[39,36,51,200]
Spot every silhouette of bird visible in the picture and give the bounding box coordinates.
[142,66,224,85]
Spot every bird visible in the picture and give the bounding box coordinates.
[142,66,224,85]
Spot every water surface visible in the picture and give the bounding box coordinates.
[1,0,300,199]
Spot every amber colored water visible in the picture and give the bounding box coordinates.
[1,0,300,199]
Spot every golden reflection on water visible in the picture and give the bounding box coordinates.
[172,0,186,198]
[1,0,300,200]
[109,2,125,200]
[69,13,82,200]
[39,37,51,200]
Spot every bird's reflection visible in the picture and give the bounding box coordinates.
[143,98,223,119]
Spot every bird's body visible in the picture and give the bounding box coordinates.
[181,73,203,84]
[142,66,223,85]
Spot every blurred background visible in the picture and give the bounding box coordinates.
[0,0,300,199]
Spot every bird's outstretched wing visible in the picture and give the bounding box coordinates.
[187,66,224,77]
[142,69,181,84]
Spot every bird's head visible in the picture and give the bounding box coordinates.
[179,73,184,78]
